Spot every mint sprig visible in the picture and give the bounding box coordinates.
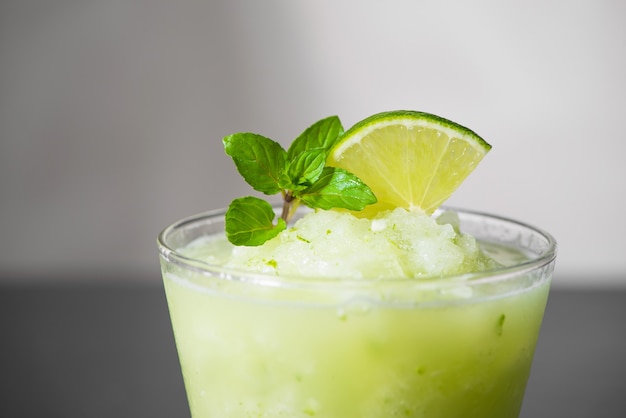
[223,115,377,246]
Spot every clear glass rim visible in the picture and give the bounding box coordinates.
[157,206,557,290]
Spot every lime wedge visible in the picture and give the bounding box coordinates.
[327,110,491,216]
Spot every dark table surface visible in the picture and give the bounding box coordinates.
[1,279,625,418]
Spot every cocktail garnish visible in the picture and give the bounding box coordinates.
[223,116,376,246]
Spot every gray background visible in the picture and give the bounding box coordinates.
[1,0,625,286]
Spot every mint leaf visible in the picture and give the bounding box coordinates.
[287,116,343,160]
[223,133,287,195]
[286,148,326,190]
[222,115,377,246]
[225,197,286,246]
[299,167,377,211]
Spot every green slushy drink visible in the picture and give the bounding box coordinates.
[157,111,557,417]
[158,208,555,417]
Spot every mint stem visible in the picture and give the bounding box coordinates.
[280,191,302,223]
[281,191,294,222]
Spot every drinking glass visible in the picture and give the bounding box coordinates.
[157,207,557,417]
